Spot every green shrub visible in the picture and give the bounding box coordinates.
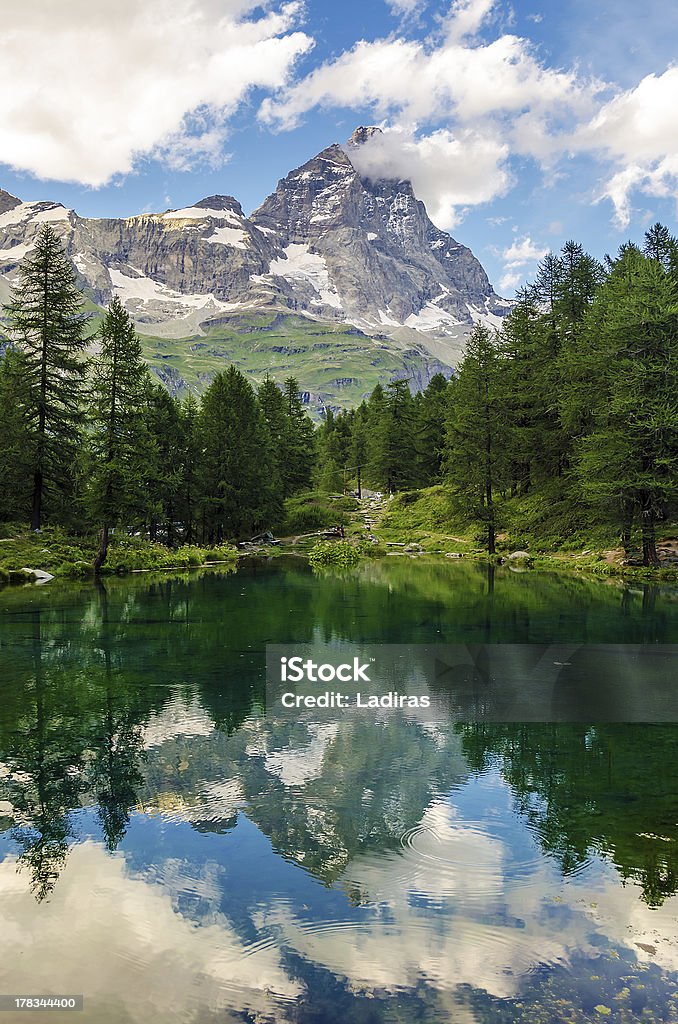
[174,545,204,567]
[308,540,362,570]
[279,491,357,534]
[203,545,238,562]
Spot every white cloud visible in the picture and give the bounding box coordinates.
[499,270,522,293]
[446,0,497,44]
[575,68,678,226]
[0,842,301,1021]
[384,0,423,14]
[501,235,548,268]
[259,0,597,227]
[497,235,547,295]
[261,3,590,131]
[347,127,510,229]
[0,0,312,186]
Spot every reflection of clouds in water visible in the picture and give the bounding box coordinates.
[142,694,215,749]
[264,723,340,787]
[254,774,678,998]
[0,842,301,1023]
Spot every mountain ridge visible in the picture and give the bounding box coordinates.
[0,129,510,411]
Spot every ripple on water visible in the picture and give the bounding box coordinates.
[396,790,597,905]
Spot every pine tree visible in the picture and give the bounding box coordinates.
[87,297,150,571]
[446,326,507,553]
[383,379,418,492]
[143,386,184,543]
[0,348,33,521]
[364,384,388,488]
[258,376,287,498]
[415,374,450,484]
[198,367,275,540]
[5,225,89,529]
[176,392,202,543]
[282,377,316,495]
[566,244,678,566]
[643,222,678,270]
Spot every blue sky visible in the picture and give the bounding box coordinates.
[2,0,677,294]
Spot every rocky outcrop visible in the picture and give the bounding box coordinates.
[251,130,509,332]
[0,129,508,347]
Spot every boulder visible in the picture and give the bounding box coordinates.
[21,567,55,583]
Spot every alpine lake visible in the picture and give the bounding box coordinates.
[0,556,677,1023]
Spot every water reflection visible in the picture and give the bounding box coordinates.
[0,562,677,1022]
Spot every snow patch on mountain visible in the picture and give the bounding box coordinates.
[203,225,248,249]
[0,241,34,264]
[405,303,458,331]
[163,206,240,221]
[109,265,230,316]
[269,244,342,310]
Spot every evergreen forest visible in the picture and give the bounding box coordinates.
[0,223,676,570]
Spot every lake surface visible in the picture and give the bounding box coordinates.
[1,558,677,1023]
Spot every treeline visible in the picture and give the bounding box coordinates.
[316,226,678,566]
[0,225,315,568]
[2,222,677,569]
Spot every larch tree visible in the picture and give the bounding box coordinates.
[87,296,150,572]
[5,224,89,529]
[446,325,507,554]
[568,243,678,566]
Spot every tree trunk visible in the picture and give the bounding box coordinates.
[620,500,633,554]
[94,525,110,574]
[640,497,660,567]
[31,469,43,531]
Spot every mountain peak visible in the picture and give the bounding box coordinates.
[347,126,383,148]
[194,195,243,215]
[0,189,22,215]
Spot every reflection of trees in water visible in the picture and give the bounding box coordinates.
[6,610,86,900]
[240,717,468,885]
[89,582,146,851]
[459,722,678,907]
[1,564,677,903]
[1,589,151,898]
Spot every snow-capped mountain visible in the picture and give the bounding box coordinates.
[0,129,510,406]
[0,128,507,335]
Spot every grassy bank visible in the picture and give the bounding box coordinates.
[348,485,678,581]
[0,527,238,584]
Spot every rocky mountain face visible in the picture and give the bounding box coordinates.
[0,130,509,406]
[252,127,508,334]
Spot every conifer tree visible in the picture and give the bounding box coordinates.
[198,366,275,540]
[87,296,150,571]
[176,392,202,543]
[361,383,384,488]
[565,243,678,566]
[5,225,89,529]
[282,377,316,495]
[446,326,506,554]
[0,348,33,521]
[415,373,450,484]
[143,386,184,543]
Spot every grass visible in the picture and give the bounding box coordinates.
[137,312,443,413]
[350,484,678,579]
[278,491,359,535]
[377,487,475,554]
[0,527,239,584]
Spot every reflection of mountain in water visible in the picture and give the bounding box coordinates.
[0,563,677,904]
[1,564,678,1021]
